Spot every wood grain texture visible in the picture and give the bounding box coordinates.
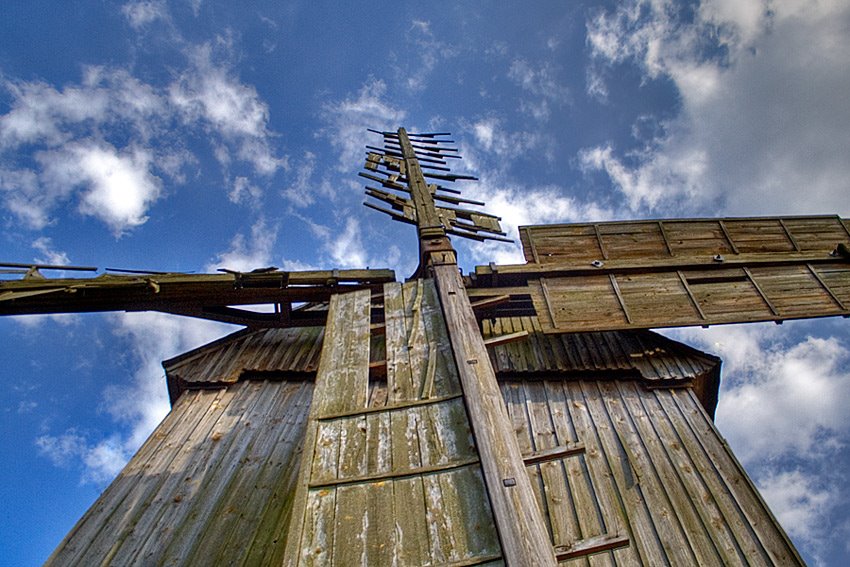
[285,286,502,566]
[433,263,558,566]
[499,378,804,566]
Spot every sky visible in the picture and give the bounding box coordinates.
[0,1,849,565]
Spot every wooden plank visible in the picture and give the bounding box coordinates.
[522,442,586,465]
[234,382,314,565]
[653,389,764,565]
[670,389,804,565]
[554,533,630,560]
[743,267,780,316]
[154,380,293,564]
[313,291,371,417]
[608,274,632,324]
[524,380,578,550]
[46,388,219,565]
[317,392,464,421]
[590,381,698,565]
[483,329,529,347]
[520,216,850,263]
[308,457,481,489]
[433,266,558,566]
[282,289,372,567]
[568,381,660,565]
[807,264,848,310]
[636,386,745,564]
[104,385,250,565]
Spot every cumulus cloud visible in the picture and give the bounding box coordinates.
[758,469,836,556]
[321,78,406,172]
[31,237,70,266]
[206,218,278,273]
[583,0,850,217]
[468,117,546,160]
[40,142,161,233]
[36,431,130,484]
[0,43,284,234]
[169,43,285,175]
[326,217,367,268]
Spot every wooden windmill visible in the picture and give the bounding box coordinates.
[3,126,849,565]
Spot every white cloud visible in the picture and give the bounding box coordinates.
[399,20,460,93]
[758,469,836,559]
[467,117,546,160]
[0,69,170,232]
[281,151,317,207]
[583,0,850,217]
[31,237,70,266]
[673,324,850,463]
[507,58,570,121]
[229,176,263,208]
[321,79,406,172]
[207,218,278,273]
[121,0,169,29]
[169,43,285,175]
[0,46,284,233]
[326,217,367,268]
[40,142,161,234]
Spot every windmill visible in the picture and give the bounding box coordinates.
[3,127,848,565]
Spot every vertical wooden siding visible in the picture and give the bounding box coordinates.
[501,379,803,566]
[284,285,502,566]
[46,379,313,566]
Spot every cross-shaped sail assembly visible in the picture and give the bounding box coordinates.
[361,128,510,245]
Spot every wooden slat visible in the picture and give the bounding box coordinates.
[518,215,849,267]
[527,259,850,332]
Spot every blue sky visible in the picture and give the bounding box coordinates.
[1,1,849,565]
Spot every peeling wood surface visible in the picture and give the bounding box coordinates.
[284,285,502,566]
[501,378,804,566]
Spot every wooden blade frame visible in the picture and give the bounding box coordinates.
[0,269,394,327]
[471,215,850,332]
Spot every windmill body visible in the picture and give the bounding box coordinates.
[3,128,846,564]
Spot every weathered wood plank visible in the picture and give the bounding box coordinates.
[670,389,805,565]
[155,380,293,564]
[283,289,372,567]
[433,265,557,566]
[45,388,218,565]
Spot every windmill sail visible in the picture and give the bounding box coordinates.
[470,215,850,332]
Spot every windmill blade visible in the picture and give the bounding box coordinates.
[0,269,394,326]
[471,215,850,332]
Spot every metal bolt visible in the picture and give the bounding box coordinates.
[591,260,604,268]
[503,478,516,487]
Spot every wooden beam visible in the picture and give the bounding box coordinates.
[432,262,557,567]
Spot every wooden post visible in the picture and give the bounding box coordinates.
[432,258,558,566]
